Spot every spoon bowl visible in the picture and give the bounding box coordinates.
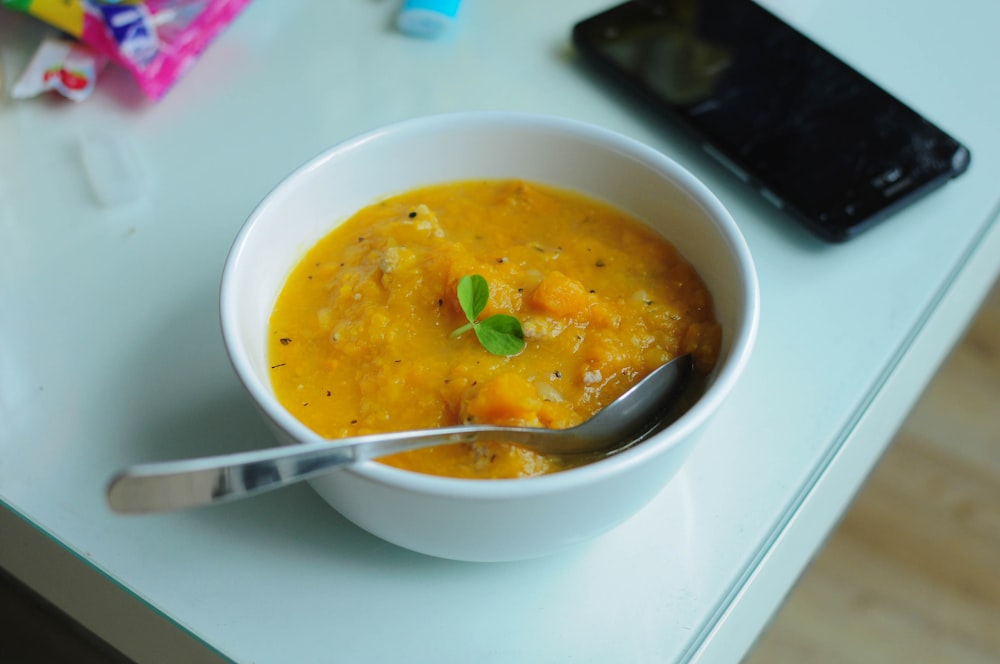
[106,354,692,514]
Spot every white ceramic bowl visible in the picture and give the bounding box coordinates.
[221,112,759,562]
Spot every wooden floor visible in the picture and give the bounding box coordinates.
[1,281,998,663]
[744,277,1000,664]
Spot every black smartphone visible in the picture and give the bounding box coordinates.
[571,0,971,242]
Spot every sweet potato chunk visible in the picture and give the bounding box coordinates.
[529,271,590,318]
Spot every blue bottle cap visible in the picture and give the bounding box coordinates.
[396,0,462,38]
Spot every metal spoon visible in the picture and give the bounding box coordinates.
[106,354,692,514]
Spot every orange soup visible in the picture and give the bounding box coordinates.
[268,180,720,478]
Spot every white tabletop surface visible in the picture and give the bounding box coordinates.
[2,1,999,662]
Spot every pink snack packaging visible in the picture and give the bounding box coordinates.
[3,0,251,100]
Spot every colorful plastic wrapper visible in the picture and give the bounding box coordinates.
[2,0,251,100]
[11,36,106,101]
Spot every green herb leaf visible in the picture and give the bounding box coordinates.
[457,274,489,322]
[451,274,525,356]
[475,314,526,356]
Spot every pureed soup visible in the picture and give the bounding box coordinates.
[268,180,721,479]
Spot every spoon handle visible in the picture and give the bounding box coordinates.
[105,424,541,514]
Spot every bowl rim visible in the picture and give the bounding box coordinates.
[221,110,760,501]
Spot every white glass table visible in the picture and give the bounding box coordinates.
[2,1,998,661]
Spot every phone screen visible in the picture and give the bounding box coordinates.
[572,0,971,241]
